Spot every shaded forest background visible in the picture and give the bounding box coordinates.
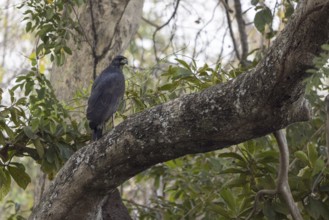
[0,0,329,219]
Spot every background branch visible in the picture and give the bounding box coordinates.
[152,0,180,61]
[233,0,249,65]
[223,0,240,60]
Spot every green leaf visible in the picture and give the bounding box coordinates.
[220,188,236,212]
[9,107,18,125]
[46,148,56,163]
[31,118,40,132]
[294,151,310,166]
[254,7,273,33]
[307,144,318,167]
[255,150,279,162]
[8,165,31,189]
[251,0,259,6]
[15,75,27,83]
[3,123,15,139]
[23,126,37,139]
[263,200,277,220]
[25,80,34,96]
[0,168,11,201]
[220,168,246,174]
[33,138,44,158]
[175,58,192,71]
[56,53,65,66]
[0,131,5,146]
[311,158,324,177]
[16,97,27,106]
[26,22,32,32]
[63,46,72,55]
[41,158,55,175]
[171,67,193,80]
[306,197,329,219]
[58,144,74,160]
[37,87,46,99]
[208,203,231,218]
[285,3,294,18]
[46,8,54,20]
[225,176,248,188]
[158,81,179,92]
[218,152,245,162]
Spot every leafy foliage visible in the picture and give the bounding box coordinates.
[252,0,297,39]
[18,0,85,65]
[0,70,90,200]
[0,1,328,219]
[123,47,329,219]
[122,58,243,118]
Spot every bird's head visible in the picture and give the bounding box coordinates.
[111,55,128,68]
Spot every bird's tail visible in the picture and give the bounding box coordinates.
[92,127,103,141]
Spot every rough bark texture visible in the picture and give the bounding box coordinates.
[30,0,329,219]
[33,0,143,219]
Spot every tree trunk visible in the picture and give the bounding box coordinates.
[50,0,143,103]
[32,0,143,219]
[30,0,329,219]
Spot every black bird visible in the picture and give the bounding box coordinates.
[87,55,128,141]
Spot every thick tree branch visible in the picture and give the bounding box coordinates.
[30,1,329,219]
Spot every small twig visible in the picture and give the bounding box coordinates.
[142,17,160,28]
[247,189,277,219]
[97,1,130,61]
[192,2,220,58]
[89,0,99,80]
[152,0,180,62]
[72,5,93,50]
[223,0,240,60]
[122,199,161,212]
[219,0,233,13]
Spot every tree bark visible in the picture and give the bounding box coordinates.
[32,0,143,219]
[30,0,329,219]
[50,0,143,103]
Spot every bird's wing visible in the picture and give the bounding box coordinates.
[86,70,125,126]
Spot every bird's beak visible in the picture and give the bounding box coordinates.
[121,58,128,65]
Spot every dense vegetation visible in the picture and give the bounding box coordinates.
[0,0,329,219]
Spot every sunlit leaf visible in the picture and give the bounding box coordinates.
[307,144,318,167]
[294,150,310,166]
[311,158,325,177]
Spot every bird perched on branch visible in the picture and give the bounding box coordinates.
[87,55,128,141]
